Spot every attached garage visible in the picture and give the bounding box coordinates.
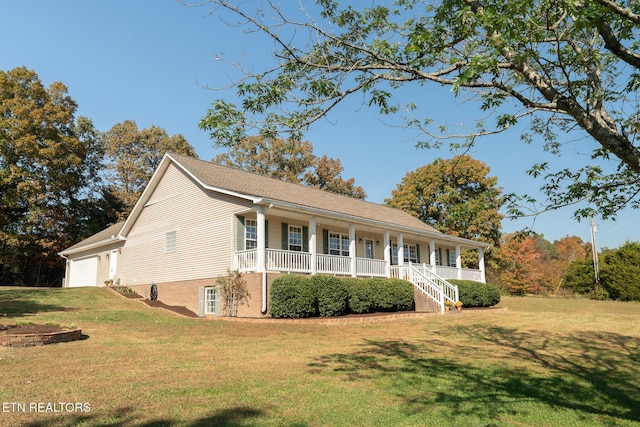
[68,257,99,287]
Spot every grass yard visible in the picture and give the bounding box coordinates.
[1,287,639,427]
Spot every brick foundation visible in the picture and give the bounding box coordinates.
[413,289,441,313]
[130,273,441,318]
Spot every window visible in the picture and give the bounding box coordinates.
[165,231,176,253]
[245,219,257,249]
[405,244,418,263]
[448,249,457,267]
[435,248,442,266]
[365,240,374,259]
[204,286,219,315]
[391,242,418,264]
[329,232,349,256]
[289,226,303,251]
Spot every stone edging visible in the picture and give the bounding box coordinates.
[0,328,82,348]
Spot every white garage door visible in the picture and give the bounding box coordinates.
[69,257,99,287]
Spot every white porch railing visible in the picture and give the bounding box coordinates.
[317,253,351,275]
[233,249,480,284]
[266,248,311,273]
[356,258,387,277]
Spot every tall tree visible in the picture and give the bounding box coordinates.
[386,155,503,245]
[103,120,197,219]
[303,155,366,199]
[196,0,640,220]
[0,67,103,285]
[213,136,366,199]
[492,233,544,295]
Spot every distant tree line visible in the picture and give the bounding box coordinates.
[0,67,198,286]
[0,67,368,286]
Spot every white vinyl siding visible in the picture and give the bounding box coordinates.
[116,163,253,285]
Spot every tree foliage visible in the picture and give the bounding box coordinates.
[196,0,640,220]
[103,120,197,219]
[599,241,640,301]
[386,155,503,245]
[0,67,103,285]
[213,135,366,198]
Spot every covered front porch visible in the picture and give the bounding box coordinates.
[232,205,488,284]
[234,248,485,282]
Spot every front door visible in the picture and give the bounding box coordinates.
[109,250,118,279]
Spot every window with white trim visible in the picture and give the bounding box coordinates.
[289,225,303,251]
[245,219,257,249]
[165,231,176,253]
[448,249,457,267]
[204,286,219,315]
[329,232,349,256]
[391,242,418,264]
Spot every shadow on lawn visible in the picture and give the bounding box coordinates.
[22,405,289,427]
[309,327,640,423]
[0,288,71,318]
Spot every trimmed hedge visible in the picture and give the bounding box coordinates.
[449,280,500,307]
[313,275,348,316]
[269,275,415,317]
[269,275,317,318]
[344,278,373,314]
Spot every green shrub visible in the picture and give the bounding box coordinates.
[312,275,348,316]
[450,280,500,307]
[389,279,414,311]
[368,278,414,311]
[269,275,316,318]
[344,278,374,314]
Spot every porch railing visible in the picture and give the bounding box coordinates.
[266,248,311,273]
[234,249,480,283]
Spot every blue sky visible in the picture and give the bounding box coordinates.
[1,0,637,249]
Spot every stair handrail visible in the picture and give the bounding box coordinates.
[406,263,459,314]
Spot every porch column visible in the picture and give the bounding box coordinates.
[384,230,391,277]
[256,207,266,273]
[309,217,317,275]
[429,240,436,268]
[397,233,404,267]
[349,224,356,277]
[456,244,462,279]
[479,248,486,283]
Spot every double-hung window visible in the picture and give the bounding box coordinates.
[329,232,349,256]
[204,286,220,315]
[289,226,303,251]
[448,249,457,267]
[245,219,257,249]
[391,242,418,264]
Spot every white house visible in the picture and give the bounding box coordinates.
[59,153,490,317]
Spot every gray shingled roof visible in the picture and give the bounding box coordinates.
[169,153,441,234]
[60,221,124,254]
[62,153,488,255]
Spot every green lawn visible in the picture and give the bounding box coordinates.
[1,287,639,426]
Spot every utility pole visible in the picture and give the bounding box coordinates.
[590,218,600,288]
